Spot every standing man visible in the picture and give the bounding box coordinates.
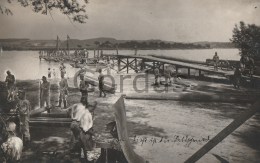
[213,52,219,71]
[154,67,160,86]
[98,68,106,97]
[79,74,89,104]
[40,76,50,110]
[164,66,171,86]
[5,70,16,101]
[16,90,31,145]
[60,62,66,78]
[233,66,242,89]
[57,73,68,108]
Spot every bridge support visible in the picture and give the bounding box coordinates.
[127,58,129,73]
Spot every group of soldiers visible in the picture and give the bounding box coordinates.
[4,70,31,146]
[40,62,68,110]
[3,61,104,162]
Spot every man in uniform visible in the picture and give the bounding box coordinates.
[79,74,89,105]
[164,66,171,86]
[213,52,220,71]
[66,98,97,163]
[5,70,16,101]
[98,69,106,97]
[16,90,31,145]
[233,66,242,89]
[57,73,68,108]
[60,62,66,77]
[40,76,50,110]
[154,67,160,86]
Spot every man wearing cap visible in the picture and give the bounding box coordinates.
[40,76,50,109]
[5,70,16,101]
[57,73,68,108]
[16,90,31,144]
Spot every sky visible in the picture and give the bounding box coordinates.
[0,0,259,42]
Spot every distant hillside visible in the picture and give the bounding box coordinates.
[193,41,235,48]
[0,37,236,50]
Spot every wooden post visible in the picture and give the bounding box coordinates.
[94,49,96,58]
[141,59,144,71]
[162,63,165,73]
[176,66,179,75]
[127,58,129,73]
[118,57,121,72]
[135,58,137,72]
[153,61,155,73]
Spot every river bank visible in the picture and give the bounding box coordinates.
[1,72,259,162]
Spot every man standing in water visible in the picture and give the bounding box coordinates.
[213,52,219,71]
[40,76,50,110]
[16,90,31,145]
[5,70,16,101]
[98,68,106,97]
[57,73,69,108]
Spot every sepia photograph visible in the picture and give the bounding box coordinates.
[0,0,260,162]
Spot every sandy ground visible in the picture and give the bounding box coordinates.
[4,71,259,163]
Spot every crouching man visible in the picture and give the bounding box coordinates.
[66,98,97,163]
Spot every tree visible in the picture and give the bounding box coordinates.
[231,21,260,60]
[0,0,89,23]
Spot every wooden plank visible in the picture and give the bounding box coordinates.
[184,100,260,163]
[113,96,147,163]
[127,58,129,73]
[104,53,233,76]
[125,93,256,103]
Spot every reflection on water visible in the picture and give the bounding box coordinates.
[0,49,239,81]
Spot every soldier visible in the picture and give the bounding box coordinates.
[213,52,219,71]
[164,66,171,86]
[154,67,160,86]
[60,62,66,77]
[16,90,31,145]
[57,73,68,108]
[98,68,106,97]
[66,98,97,162]
[233,66,242,89]
[40,76,50,110]
[5,70,16,101]
[79,74,89,105]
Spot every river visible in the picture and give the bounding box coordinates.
[0,49,239,81]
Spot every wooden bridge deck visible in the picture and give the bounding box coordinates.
[105,53,234,76]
